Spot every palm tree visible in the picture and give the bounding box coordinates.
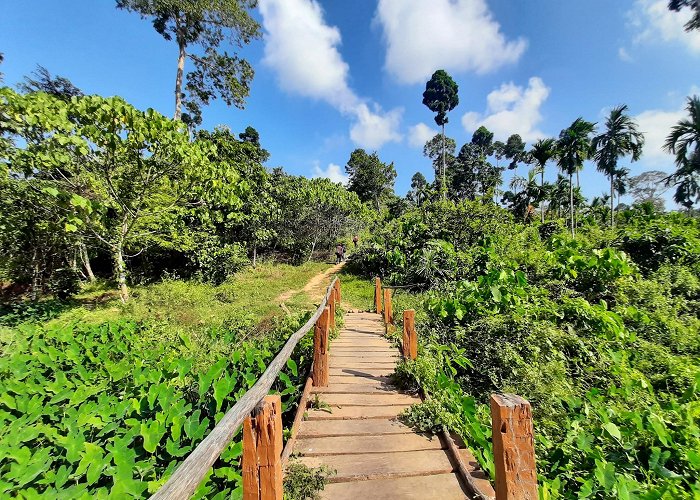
[530,138,556,222]
[556,118,596,237]
[613,166,630,209]
[592,105,644,226]
[665,95,700,209]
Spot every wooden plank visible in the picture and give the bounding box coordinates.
[257,395,283,500]
[299,449,454,482]
[305,404,412,420]
[323,375,393,385]
[490,394,538,500]
[298,418,414,437]
[403,309,417,360]
[320,473,469,500]
[329,367,395,377]
[319,393,419,406]
[296,433,443,455]
[310,383,397,394]
[330,362,397,369]
[330,353,399,361]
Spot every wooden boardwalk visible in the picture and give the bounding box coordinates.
[294,312,471,499]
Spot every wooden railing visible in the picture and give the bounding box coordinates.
[153,277,341,500]
[375,277,538,500]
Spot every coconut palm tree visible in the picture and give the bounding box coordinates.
[665,95,700,209]
[592,105,644,226]
[530,138,556,222]
[556,118,596,237]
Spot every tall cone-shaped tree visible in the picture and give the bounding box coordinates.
[530,138,556,222]
[422,70,459,198]
[592,105,644,227]
[557,118,596,237]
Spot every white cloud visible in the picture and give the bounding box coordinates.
[407,122,438,148]
[618,47,634,62]
[374,0,527,84]
[634,108,683,168]
[628,0,700,54]
[461,77,550,142]
[312,162,348,184]
[259,0,402,149]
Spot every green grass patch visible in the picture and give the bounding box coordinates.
[338,270,375,311]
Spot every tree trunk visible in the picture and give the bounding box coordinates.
[308,237,317,262]
[610,174,615,227]
[31,246,40,301]
[441,123,446,198]
[541,168,545,223]
[569,173,575,237]
[80,243,96,282]
[174,38,186,120]
[252,244,257,269]
[114,242,129,303]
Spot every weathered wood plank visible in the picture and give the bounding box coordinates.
[296,433,443,455]
[320,473,469,500]
[297,418,413,437]
[319,392,420,406]
[299,449,454,482]
[305,404,412,420]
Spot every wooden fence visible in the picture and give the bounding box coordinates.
[153,278,341,500]
[375,277,539,500]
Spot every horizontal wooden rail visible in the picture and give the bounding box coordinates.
[152,277,339,500]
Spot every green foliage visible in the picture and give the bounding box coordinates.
[283,461,334,500]
[47,268,81,300]
[354,199,700,498]
[345,149,397,211]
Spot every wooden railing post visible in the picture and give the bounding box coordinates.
[383,288,393,326]
[243,395,283,500]
[374,277,382,314]
[402,309,417,360]
[334,278,341,303]
[490,394,538,500]
[329,288,337,331]
[312,306,330,387]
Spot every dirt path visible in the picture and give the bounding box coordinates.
[276,261,345,304]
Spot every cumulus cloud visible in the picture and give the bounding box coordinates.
[259,0,402,149]
[461,77,550,142]
[628,0,700,54]
[312,162,348,184]
[374,0,527,84]
[618,47,634,62]
[407,122,438,148]
[634,107,684,168]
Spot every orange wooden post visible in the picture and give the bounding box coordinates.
[490,394,538,500]
[243,395,283,500]
[334,279,341,303]
[329,288,337,331]
[383,288,393,325]
[374,277,382,314]
[402,309,417,360]
[312,306,330,387]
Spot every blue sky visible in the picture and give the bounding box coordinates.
[1,0,699,204]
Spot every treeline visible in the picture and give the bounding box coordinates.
[0,87,367,302]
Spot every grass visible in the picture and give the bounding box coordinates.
[338,270,375,311]
[45,261,331,331]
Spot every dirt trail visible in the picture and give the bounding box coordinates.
[276,261,345,304]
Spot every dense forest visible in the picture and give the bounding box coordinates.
[1,0,699,498]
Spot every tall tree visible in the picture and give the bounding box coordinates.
[557,118,596,237]
[116,0,260,125]
[409,172,429,206]
[665,95,700,209]
[422,70,459,197]
[423,133,457,195]
[345,149,397,211]
[18,65,84,101]
[629,170,670,210]
[592,105,644,226]
[530,138,556,222]
[668,0,700,31]
[503,134,528,172]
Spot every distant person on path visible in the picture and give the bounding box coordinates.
[335,243,343,264]
[352,235,359,248]
[341,243,347,261]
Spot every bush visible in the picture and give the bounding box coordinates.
[46,268,81,299]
